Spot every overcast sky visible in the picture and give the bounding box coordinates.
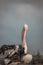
[0,0,43,55]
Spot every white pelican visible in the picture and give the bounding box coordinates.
[21,24,32,63]
[3,24,32,65]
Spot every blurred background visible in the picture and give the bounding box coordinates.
[0,0,43,55]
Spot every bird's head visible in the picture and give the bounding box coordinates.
[23,24,28,31]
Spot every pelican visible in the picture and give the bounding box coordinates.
[7,24,32,64]
[1,24,33,65]
[21,24,32,63]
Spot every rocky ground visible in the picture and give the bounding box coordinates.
[0,59,31,65]
[0,53,30,65]
[0,53,43,65]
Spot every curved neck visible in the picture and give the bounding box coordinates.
[23,30,26,42]
[22,29,28,54]
[22,29,27,47]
